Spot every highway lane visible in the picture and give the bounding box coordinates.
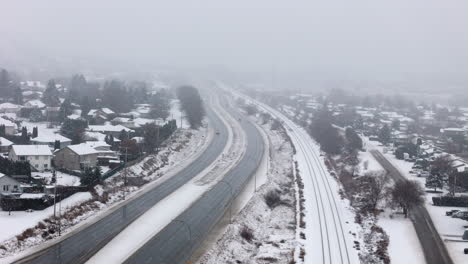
[16,105,229,264]
[371,150,453,264]
[124,94,265,264]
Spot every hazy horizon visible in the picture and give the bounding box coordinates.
[1,0,468,90]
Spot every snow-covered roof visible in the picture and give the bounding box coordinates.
[0,137,13,147]
[101,108,115,114]
[11,145,53,156]
[25,100,46,108]
[31,134,72,143]
[20,193,45,199]
[0,117,16,128]
[67,114,83,120]
[84,132,121,142]
[0,103,21,109]
[443,128,465,133]
[88,109,98,116]
[84,141,110,148]
[88,124,133,133]
[67,144,99,155]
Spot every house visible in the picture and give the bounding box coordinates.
[0,103,22,114]
[54,144,99,171]
[0,137,13,153]
[87,124,133,137]
[83,141,119,164]
[442,128,466,138]
[24,100,46,109]
[0,173,22,194]
[9,145,53,172]
[30,134,72,149]
[87,108,116,124]
[0,117,17,135]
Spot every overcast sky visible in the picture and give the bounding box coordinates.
[1,0,468,83]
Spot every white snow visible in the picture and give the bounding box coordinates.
[0,192,92,242]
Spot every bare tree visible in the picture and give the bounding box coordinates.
[390,180,425,218]
[362,172,389,214]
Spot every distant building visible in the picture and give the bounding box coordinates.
[30,134,72,149]
[54,144,99,171]
[0,103,22,114]
[24,100,46,109]
[0,117,17,135]
[0,137,13,153]
[87,124,133,137]
[0,173,22,194]
[9,145,53,172]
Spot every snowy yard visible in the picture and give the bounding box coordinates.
[365,138,468,263]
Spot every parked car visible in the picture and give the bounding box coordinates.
[418,171,430,177]
[452,211,468,219]
[446,209,460,216]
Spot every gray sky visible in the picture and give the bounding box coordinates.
[1,0,468,84]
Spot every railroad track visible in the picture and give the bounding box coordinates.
[237,91,354,264]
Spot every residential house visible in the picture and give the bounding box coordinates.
[87,108,116,124]
[83,141,119,164]
[9,145,53,172]
[54,144,99,171]
[0,103,22,114]
[87,124,133,137]
[0,117,17,135]
[24,100,46,109]
[30,134,72,149]
[0,137,13,153]
[0,173,22,194]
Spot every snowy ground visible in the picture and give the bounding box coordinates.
[197,108,296,264]
[31,171,81,186]
[0,192,92,243]
[365,138,468,263]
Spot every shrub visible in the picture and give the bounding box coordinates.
[240,226,254,242]
[264,190,281,209]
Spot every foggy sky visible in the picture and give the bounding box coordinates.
[1,0,468,82]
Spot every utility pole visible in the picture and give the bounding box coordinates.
[53,169,57,218]
[122,147,128,200]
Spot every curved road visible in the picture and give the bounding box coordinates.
[123,94,265,264]
[16,103,230,264]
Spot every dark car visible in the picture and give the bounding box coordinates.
[446,209,460,216]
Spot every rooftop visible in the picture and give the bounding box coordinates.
[67,144,99,155]
[11,145,53,156]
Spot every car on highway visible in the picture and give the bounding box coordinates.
[216,130,220,135]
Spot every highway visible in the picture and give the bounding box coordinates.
[15,102,230,264]
[123,94,265,264]
[371,150,453,264]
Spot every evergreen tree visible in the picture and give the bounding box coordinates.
[149,91,170,121]
[13,86,23,105]
[176,86,205,129]
[58,99,73,122]
[379,124,391,145]
[32,127,38,138]
[54,140,61,150]
[43,79,61,106]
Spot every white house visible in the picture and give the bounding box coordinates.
[31,134,72,149]
[0,117,17,135]
[54,144,99,171]
[0,103,22,114]
[0,137,13,153]
[9,145,53,172]
[0,173,22,194]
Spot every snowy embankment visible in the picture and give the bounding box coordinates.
[231,88,361,264]
[197,104,295,264]
[0,121,212,262]
[365,138,467,264]
[87,94,247,264]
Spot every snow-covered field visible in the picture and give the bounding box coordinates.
[365,138,468,263]
[0,192,92,243]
